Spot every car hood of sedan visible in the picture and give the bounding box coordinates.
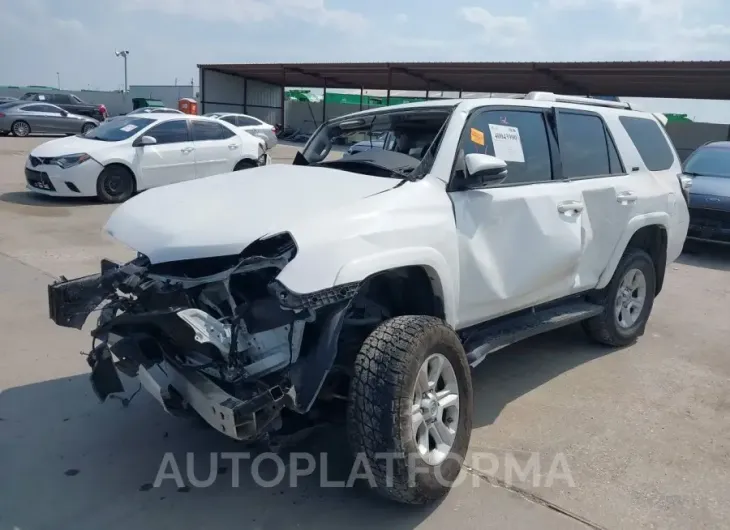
[30,135,107,157]
[104,164,402,263]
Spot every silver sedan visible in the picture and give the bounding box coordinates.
[0,101,99,137]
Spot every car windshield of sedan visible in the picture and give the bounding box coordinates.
[684,146,730,178]
[301,106,454,179]
[83,116,155,142]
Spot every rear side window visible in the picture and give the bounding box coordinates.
[51,94,71,104]
[619,116,675,171]
[557,112,624,178]
[191,120,235,141]
[220,116,237,125]
[458,108,554,184]
[237,116,261,126]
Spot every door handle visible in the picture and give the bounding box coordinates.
[228,144,239,150]
[181,146,194,154]
[616,191,637,203]
[557,200,584,214]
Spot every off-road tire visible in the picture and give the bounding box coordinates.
[583,248,656,347]
[96,165,136,203]
[347,315,473,504]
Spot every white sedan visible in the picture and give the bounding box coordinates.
[25,114,268,203]
[204,112,278,150]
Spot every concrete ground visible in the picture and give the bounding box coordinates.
[1,136,728,530]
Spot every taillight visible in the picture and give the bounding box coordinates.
[0,113,5,118]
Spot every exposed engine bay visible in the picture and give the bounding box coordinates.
[48,232,368,444]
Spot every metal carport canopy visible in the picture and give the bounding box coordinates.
[198,61,730,100]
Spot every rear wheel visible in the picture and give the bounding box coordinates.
[11,120,30,137]
[583,248,656,346]
[347,315,473,504]
[81,122,96,135]
[96,165,135,203]
[233,159,257,171]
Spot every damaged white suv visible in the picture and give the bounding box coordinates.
[48,93,689,504]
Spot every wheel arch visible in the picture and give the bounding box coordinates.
[597,215,669,295]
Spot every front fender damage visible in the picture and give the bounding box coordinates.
[47,233,361,442]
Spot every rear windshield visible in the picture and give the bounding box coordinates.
[83,117,154,141]
[684,146,730,178]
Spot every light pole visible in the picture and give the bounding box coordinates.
[56,72,61,90]
[114,50,130,92]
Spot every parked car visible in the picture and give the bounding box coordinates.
[19,92,107,121]
[132,97,165,110]
[0,96,17,103]
[26,114,267,203]
[682,141,730,244]
[0,101,98,137]
[204,112,277,149]
[127,107,184,115]
[105,107,184,122]
[47,93,688,504]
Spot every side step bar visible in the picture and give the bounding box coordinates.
[462,301,604,368]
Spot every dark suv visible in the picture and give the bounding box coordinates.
[20,92,107,121]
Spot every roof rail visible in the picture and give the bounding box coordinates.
[524,91,632,110]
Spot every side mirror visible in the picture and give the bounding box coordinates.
[60,110,68,117]
[464,153,508,186]
[133,135,157,147]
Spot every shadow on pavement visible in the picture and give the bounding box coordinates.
[0,372,441,530]
[0,191,99,208]
[677,241,730,272]
[471,324,618,429]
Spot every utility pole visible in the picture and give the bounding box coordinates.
[114,50,130,92]
[56,72,61,90]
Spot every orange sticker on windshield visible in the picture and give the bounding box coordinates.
[470,128,485,146]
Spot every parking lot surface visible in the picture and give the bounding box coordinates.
[1,137,729,530]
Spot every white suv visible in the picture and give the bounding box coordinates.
[47,92,689,504]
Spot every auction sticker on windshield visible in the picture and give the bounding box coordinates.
[488,124,524,163]
[120,124,138,132]
[470,128,485,146]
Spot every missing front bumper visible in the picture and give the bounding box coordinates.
[88,344,288,441]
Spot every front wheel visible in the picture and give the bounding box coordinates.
[583,248,656,346]
[347,315,473,504]
[96,165,135,203]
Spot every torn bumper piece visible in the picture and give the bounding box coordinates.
[88,344,288,441]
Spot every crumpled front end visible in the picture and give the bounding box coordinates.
[47,232,359,442]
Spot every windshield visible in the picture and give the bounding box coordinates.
[684,146,730,178]
[302,106,454,178]
[83,116,155,141]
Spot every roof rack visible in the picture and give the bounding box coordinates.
[524,91,632,110]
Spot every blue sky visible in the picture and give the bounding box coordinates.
[1,0,730,121]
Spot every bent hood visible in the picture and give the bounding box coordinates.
[30,135,107,157]
[104,164,401,263]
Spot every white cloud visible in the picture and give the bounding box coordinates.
[679,24,730,38]
[459,7,530,45]
[121,0,366,29]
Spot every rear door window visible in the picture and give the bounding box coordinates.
[237,116,261,126]
[619,116,675,171]
[191,120,235,141]
[556,111,624,178]
[456,108,555,185]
